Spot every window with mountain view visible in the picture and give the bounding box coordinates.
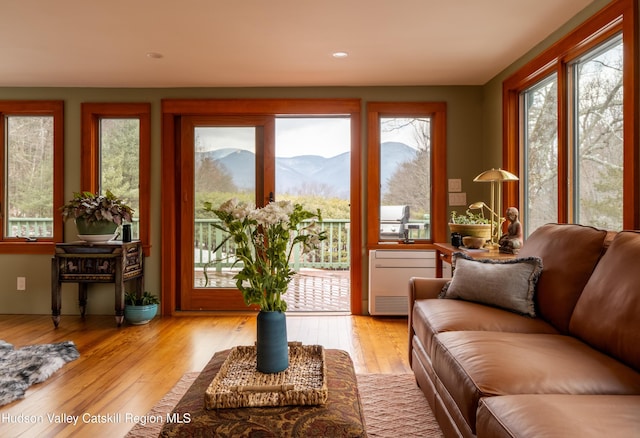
[193,126,257,288]
[366,102,447,246]
[192,118,352,310]
[378,117,431,241]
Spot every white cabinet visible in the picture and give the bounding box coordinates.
[368,250,436,315]
[442,260,453,278]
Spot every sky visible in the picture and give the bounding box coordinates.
[195,116,422,158]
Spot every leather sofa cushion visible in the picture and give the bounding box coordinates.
[412,299,557,357]
[432,331,640,434]
[518,223,607,333]
[477,394,640,438]
[570,230,640,371]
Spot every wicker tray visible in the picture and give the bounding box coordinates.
[204,344,328,409]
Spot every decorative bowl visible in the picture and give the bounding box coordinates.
[77,234,117,243]
[462,236,486,249]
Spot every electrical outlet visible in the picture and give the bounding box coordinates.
[17,277,26,291]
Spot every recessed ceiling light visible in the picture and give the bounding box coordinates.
[332,51,348,58]
[146,52,163,59]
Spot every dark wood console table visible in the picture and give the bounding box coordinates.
[51,241,144,327]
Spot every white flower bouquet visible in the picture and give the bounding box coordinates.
[203,198,327,311]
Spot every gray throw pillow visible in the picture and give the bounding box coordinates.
[439,253,543,317]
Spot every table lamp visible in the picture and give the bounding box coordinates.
[473,168,519,249]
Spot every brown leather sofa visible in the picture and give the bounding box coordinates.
[408,223,640,437]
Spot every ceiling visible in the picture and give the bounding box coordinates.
[0,0,596,88]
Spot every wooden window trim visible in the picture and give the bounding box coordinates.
[503,0,638,228]
[0,100,64,254]
[81,103,151,256]
[366,102,447,250]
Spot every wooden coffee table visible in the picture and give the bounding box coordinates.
[159,348,367,437]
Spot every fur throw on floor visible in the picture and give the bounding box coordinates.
[0,340,80,406]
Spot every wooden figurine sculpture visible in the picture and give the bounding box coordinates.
[499,207,523,254]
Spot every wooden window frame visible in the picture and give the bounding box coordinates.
[366,102,448,250]
[0,100,64,254]
[503,0,638,229]
[81,103,151,255]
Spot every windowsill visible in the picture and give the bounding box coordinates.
[0,241,57,255]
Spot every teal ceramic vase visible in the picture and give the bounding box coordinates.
[256,310,289,373]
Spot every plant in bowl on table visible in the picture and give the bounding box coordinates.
[449,210,491,249]
[203,198,327,373]
[61,190,133,243]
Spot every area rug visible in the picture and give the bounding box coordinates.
[0,340,80,406]
[126,373,442,437]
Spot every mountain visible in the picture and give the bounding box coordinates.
[379,142,418,191]
[196,142,417,199]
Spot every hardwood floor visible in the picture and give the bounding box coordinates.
[0,313,411,437]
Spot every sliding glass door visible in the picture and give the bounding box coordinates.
[180,116,272,310]
[179,115,351,312]
[274,117,351,312]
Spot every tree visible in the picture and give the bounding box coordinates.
[195,157,237,193]
[381,118,431,219]
[524,38,623,231]
[7,116,54,218]
[100,119,140,213]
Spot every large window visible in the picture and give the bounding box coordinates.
[81,103,151,254]
[504,0,637,235]
[572,35,624,229]
[0,101,64,253]
[522,74,558,234]
[367,102,447,247]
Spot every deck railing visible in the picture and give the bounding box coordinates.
[7,218,140,239]
[8,218,53,238]
[194,219,351,271]
[195,218,430,271]
[9,217,429,271]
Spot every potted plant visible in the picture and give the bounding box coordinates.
[124,291,159,325]
[203,198,327,373]
[448,210,491,239]
[61,190,134,242]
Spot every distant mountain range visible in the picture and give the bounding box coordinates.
[197,141,417,199]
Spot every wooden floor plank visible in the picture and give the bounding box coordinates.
[0,313,411,437]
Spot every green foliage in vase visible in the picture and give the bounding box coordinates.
[450,210,490,225]
[203,199,327,312]
[125,291,160,306]
[60,190,134,225]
